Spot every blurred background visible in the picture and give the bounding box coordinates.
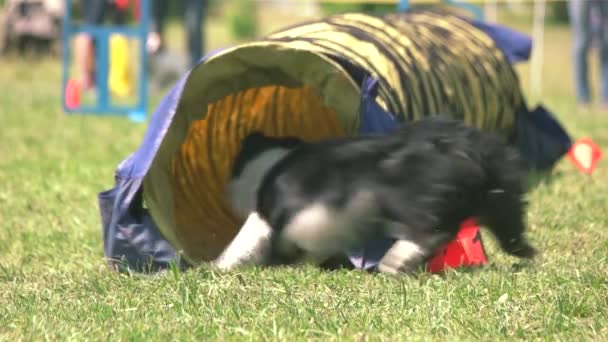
[1,4,607,339]
[4,1,602,185]
[0,0,588,111]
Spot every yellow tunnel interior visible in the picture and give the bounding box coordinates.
[141,44,363,265]
[170,85,349,263]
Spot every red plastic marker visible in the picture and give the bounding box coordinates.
[115,0,129,10]
[568,138,603,174]
[426,218,488,273]
[133,0,140,21]
[64,79,80,110]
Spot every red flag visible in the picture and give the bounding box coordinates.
[568,138,603,174]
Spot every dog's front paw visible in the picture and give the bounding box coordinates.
[211,255,240,271]
[502,238,538,259]
[211,211,274,271]
[211,245,269,271]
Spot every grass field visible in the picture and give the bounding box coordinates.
[1,8,607,341]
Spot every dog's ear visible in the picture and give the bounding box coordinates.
[239,131,274,159]
[242,131,303,150]
[243,131,269,144]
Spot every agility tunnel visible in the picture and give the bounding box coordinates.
[98,9,571,272]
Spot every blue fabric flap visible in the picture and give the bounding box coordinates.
[471,20,532,64]
[515,105,572,170]
[99,180,186,273]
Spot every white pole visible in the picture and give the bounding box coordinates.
[530,0,546,100]
[485,0,498,23]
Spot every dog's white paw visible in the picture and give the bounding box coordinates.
[212,250,254,271]
[211,211,273,271]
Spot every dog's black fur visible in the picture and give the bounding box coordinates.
[224,117,537,274]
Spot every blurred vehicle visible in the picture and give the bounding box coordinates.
[0,0,63,56]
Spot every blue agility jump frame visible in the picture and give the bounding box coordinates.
[61,0,150,122]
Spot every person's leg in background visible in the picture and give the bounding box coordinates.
[75,0,107,90]
[147,0,169,55]
[568,0,593,106]
[182,0,207,68]
[596,0,608,109]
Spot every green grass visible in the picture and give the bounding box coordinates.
[1,10,608,341]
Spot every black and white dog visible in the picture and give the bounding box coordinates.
[213,117,537,275]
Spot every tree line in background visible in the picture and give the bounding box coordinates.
[220,1,570,40]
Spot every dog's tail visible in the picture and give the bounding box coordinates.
[479,135,538,259]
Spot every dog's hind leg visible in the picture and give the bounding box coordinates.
[378,224,452,275]
[378,239,429,275]
[212,211,273,270]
